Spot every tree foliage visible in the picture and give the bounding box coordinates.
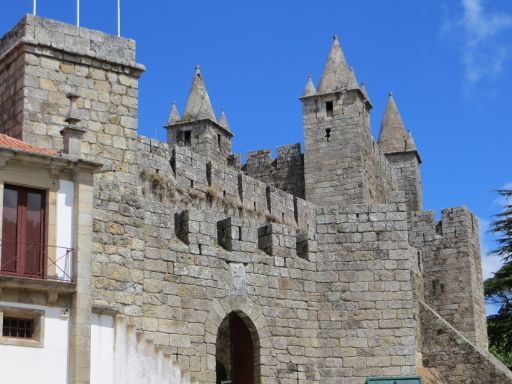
[490,189,512,262]
[485,189,512,369]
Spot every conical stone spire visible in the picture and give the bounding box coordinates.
[166,101,181,125]
[303,75,316,97]
[218,108,231,132]
[317,35,351,94]
[346,68,359,90]
[405,130,418,152]
[183,65,217,122]
[360,83,369,100]
[378,93,409,154]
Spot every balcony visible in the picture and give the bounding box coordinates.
[0,240,76,294]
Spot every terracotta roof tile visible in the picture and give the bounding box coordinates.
[0,134,58,156]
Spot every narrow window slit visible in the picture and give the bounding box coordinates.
[325,128,331,142]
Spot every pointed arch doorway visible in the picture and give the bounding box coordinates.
[216,312,258,384]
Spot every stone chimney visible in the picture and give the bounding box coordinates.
[60,93,86,156]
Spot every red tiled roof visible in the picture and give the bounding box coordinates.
[0,134,58,156]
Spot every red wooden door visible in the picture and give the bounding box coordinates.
[230,313,254,384]
[1,186,45,277]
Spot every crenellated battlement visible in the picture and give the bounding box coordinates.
[135,137,317,263]
[243,142,305,198]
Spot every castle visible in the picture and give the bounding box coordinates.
[0,14,511,384]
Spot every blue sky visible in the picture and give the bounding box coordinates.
[2,1,511,310]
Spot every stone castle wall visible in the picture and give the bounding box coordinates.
[244,143,305,198]
[0,14,504,384]
[420,302,512,384]
[385,152,422,213]
[409,208,488,350]
[0,14,143,152]
[0,18,27,139]
[90,134,419,383]
[360,118,396,204]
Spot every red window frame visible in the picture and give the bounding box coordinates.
[1,185,46,278]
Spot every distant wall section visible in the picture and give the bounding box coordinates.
[244,143,305,199]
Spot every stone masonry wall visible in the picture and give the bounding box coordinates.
[302,90,396,207]
[244,143,305,198]
[303,91,365,206]
[0,18,27,139]
[92,140,324,383]
[90,136,421,383]
[0,15,144,152]
[420,301,512,384]
[385,152,422,212]
[167,120,233,166]
[313,191,418,382]
[409,208,488,350]
[361,120,396,204]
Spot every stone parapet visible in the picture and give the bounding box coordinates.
[244,143,305,198]
[0,15,142,69]
[420,301,512,384]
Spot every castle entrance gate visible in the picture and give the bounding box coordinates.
[216,312,256,384]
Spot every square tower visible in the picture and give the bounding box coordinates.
[164,66,233,165]
[302,36,394,206]
[0,15,144,161]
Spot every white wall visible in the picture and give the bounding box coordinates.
[56,179,74,281]
[90,313,114,384]
[0,302,70,384]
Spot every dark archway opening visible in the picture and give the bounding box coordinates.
[216,312,256,384]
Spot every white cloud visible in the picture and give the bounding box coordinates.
[444,0,512,84]
[478,216,503,280]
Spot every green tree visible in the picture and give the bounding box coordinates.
[485,189,512,369]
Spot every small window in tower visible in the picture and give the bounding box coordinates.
[326,101,334,117]
[217,134,221,151]
[184,131,192,147]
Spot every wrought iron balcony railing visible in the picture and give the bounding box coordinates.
[0,240,74,282]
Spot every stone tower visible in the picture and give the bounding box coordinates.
[0,15,144,162]
[378,93,422,212]
[165,65,233,165]
[302,36,394,206]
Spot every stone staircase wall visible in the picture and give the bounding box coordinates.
[114,316,195,384]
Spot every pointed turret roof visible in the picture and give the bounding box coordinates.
[303,75,316,97]
[378,93,408,153]
[218,108,232,134]
[360,83,369,100]
[405,130,418,152]
[317,35,352,94]
[183,65,216,122]
[378,93,419,157]
[166,101,181,125]
[360,82,373,109]
[346,68,359,90]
